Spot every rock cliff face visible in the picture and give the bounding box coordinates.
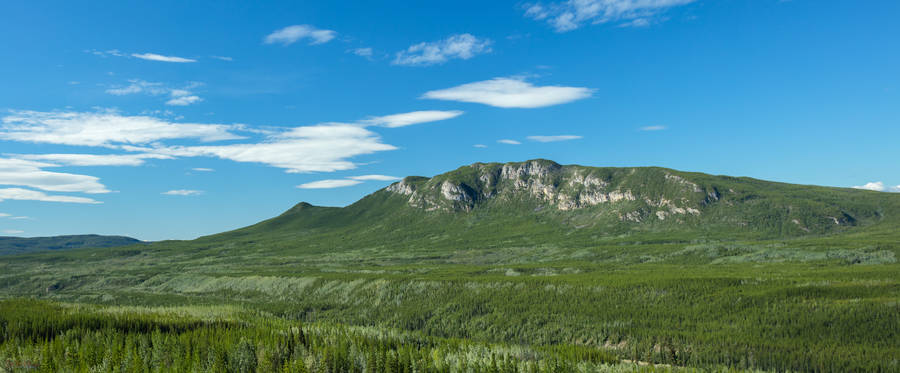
[385,159,712,222]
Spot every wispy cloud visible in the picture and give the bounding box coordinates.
[0,188,100,204]
[211,56,233,61]
[527,135,582,142]
[423,77,593,108]
[131,53,196,63]
[1,109,242,147]
[349,48,374,58]
[264,25,336,45]
[106,80,166,96]
[86,49,127,58]
[106,80,204,106]
[192,168,215,172]
[498,139,521,145]
[473,144,488,148]
[525,0,696,32]
[393,34,492,66]
[297,179,362,189]
[852,181,900,192]
[640,125,667,131]
[139,124,396,173]
[1,229,24,235]
[165,90,203,106]
[1,109,456,177]
[362,110,463,128]
[12,153,172,167]
[0,158,109,194]
[348,175,400,181]
[162,189,203,196]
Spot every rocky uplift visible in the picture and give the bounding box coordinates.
[386,160,707,220]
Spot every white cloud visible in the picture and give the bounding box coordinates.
[0,213,9,217]
[350,48,373,57]
[348,175,400,181]
[12,153,172,166]
[165,91,203,106]
[527,135,582,142]
[498,139,521,145]
[87,49,127,58]
[192,168,215,172]
[138,123,396,173]
[0,188,100,204]
[473,144,488,148]
[2,229,24,235]
[362,110,463,128]
[0,158,109,194]
[105,80,167,96]
[423,77,593,108]
[211,56,233,61]
[107,80,204,106]
[131,53,196,63]
[393,34,492,66]
[1,109,450,177]
[619,18,651,27]
[852,181,900,192]
[297,179,362,189]
[264,25,336,45]
[525,0,696,32]
[0,110,243,147]
[162,189,203,196]
[640,125,667,131]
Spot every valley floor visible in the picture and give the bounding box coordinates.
[1,232,899,372]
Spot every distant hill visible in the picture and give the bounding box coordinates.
[0,234,143,255]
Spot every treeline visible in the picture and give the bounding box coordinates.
[0,300,625,373]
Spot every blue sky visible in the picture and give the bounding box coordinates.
[1,0,898,240]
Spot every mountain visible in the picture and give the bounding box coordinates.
[0,234,143,256]
[202,159,900,255]
[1,160,896,372]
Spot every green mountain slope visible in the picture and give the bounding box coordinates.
[202,159,900,255]
[0,234,143,256]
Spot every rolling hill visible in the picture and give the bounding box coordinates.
[0,234,143,256]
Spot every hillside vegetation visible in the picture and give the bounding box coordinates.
[0,234,142,256]
[1,160,898,372]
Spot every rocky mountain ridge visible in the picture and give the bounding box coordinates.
[387,160,725,222]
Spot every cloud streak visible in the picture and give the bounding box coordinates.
[297,179,362,189]
[394,34,492,66]
[640,125,667,131]
[0,158,109,194]
[106,80,204,107]
[131,53,196,63]
[527,135,582,142]
[362,110,463,128]
[423,77,593,108]
[162,189,203,196]
[264,25,336,45]
[0,188,100,204]
[348,175,400,181]
[525,0,696,32]
[1,110,242,147]
[12,153,172,167]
